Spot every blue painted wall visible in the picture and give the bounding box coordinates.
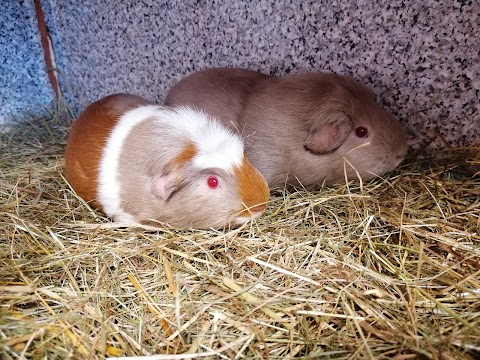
[0,0,55,126]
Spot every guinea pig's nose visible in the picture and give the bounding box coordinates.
[397,145,408,158]
[236,203,267,219]
[249,204,266,213]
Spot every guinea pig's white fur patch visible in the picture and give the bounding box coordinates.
[98,105,160,221]
[98,105,245,221]
[167,107,244,172]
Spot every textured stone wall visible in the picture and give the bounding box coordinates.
[4,0,480,148]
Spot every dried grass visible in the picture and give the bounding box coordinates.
[1,111,479,359]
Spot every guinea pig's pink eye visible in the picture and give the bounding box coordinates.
[207,176,219,189]
[355,126,369,138]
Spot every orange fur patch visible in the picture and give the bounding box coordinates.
[173,142,197,166]
[64,94,152,210]
[234,155,270,215]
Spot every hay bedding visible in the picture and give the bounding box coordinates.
[0,111,479,360]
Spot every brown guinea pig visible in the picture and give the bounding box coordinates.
[165,68,408,189]
[64,94,270,229]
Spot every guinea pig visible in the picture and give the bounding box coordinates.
[165,68,408,189]
[64,93,270,229]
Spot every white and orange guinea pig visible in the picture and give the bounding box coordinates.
[64,94,270,229]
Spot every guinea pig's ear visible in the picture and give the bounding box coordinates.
[304,111,353,154]
[151,171,185,201]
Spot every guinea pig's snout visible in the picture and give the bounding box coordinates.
[395,147,408,164]
[239,203,267,217]
[232,203,268,224]
[248,203,267,215]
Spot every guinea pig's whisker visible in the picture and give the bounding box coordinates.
[346,141,371,155]
[232,121,250,138]
[231,121,242,133]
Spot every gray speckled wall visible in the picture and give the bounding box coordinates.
[16,1,480,147]
[0,0,55,126]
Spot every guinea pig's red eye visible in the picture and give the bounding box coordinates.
[207,176,219,189]
[355,126,369,138]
